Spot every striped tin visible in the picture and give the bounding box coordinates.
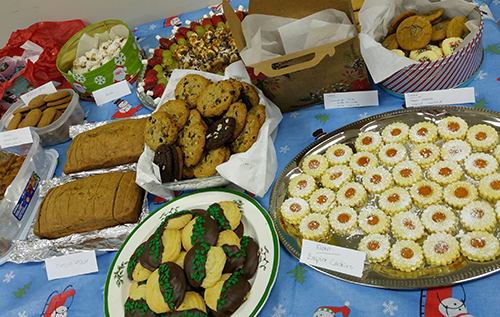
[380,9,484,98]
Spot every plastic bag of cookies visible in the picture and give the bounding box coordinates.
[357,0,482,93]
[136,61,283,198]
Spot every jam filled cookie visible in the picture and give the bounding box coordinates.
[288,173,317,199]
[410,180,443,208]
[478,173,500,202]
[409,121,438,144]
[392,160,423,187]
[378,186,412,216]
[336,181,367,208]
[437,116,468,140]
[390,240,424,272]
[440,139,471,163]
[358,207,390,234]
[460,231,500,262]
[301,154,329,179]
[427,160,462,186]
[299,213,331,242]
[378,143,407,167]
[466,124,499,151]
[358,234,391,263]
[328,205,358,236]
[381,122,409,144]
[460,201,497,232]
[423,232,460,266]
[325,144,353,165]
[280,197,310,225]
[443,181,478,209]
[308,188,336,214]
[410,143,440,168]
[349,151,379,175]
[362,166,393,194]
[421,204,457,234]
[355,131,383,153]
[391,211,425,241]
[464,153,498,180]
[320,165,353,190]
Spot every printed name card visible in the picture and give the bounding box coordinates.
[404,87,475,107]
[299,239,366,278]
[0,127,33,148]
[20,82,57,105]
[324,90,379,109]
[45,250,98,280]
[92,80,132,106]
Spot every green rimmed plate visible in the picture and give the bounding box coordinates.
[104,188,279,316]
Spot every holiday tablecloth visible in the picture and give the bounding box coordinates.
[2,0,500,316]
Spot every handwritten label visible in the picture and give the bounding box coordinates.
[45,250,98,280]
[299,239,365,278]
[324,90,379,109]
[92,80,132,106]
[20,82,57,105]
[0,127,33,148]
[405,87,475,107]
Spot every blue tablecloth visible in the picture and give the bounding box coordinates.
[2,0,500,316]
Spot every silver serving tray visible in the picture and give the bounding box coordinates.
[269,106,500,289]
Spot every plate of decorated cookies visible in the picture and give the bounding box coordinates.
[270,106,500,289]
[105,188,279,316]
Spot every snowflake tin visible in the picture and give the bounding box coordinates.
[56,20,143,101]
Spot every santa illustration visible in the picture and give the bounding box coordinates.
[40,285,75,317]
[113,65,130,83]
[314,302,350,317]
[421,284,473,317]
[111,98,142,119]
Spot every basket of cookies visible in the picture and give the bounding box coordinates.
[0,89,85,146]
[358,0,483,97]
[56,20,143,101]
[136,61,283,198]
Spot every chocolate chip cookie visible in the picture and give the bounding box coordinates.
[193,146,231,178]
[224,102,247,142]
[196,80,236,117]
[144,111,179,151]
[158,99,190,131]
[230,113,261,153]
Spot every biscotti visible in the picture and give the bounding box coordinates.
[63,118,147,174]
[34,171,144,239]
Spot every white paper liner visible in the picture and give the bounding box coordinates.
[358,0,480,83]
[136,61,283,198]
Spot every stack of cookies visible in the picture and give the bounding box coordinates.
[145,74,266,182]
[381,8,470,62]
[6,91,73,131]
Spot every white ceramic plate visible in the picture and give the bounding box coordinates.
[104,188,279,316]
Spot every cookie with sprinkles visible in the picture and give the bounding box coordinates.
[204,270,251,315]
[124,284,157,317]
[184,242,226,288]
[127,242,152,282]
[208,201,242,231]
[181,214,220,251]
[145,262,187,313]
[240,236,259,279]
[169,291,208,317]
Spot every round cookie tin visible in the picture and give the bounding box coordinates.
[56,19,143,101]
[380,8,484,97]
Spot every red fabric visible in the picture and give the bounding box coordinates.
[0,20,86,99]
[425,286,452,316]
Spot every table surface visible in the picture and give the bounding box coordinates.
[2,0,500,316]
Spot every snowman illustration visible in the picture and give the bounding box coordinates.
[420,284,473,317]
[314,302,350,317]
[40,285,75,317]
[111,98,142,119]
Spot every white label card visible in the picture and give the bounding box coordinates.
[92,80,132,106]
[324,90,379,109]
[20,82,58,105]
[45,250,98,280]
[299,239,366,278]
[0,127,33,148]
[404,87,475,107]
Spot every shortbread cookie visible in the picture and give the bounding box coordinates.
[144,111,178,151]
[175,74,211,109]
[441,37,463,56]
